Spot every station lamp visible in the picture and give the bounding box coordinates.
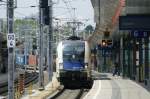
[102,40,107,46]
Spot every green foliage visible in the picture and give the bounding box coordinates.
[85,25,94,33]
[14,19,37,31]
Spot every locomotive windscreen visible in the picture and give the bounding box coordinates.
[63,41,85,70]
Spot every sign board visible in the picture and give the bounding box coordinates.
[131,31,149,38]
[7,33,15,48]
[16,54,25,65]
[119,15,150,30]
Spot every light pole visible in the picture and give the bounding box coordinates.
[48,0,53,81]
[39,0,44,90]
[7,0,15,99]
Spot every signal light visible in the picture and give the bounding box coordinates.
[102,40,107,46]
[107,40,113,46]
[101,39,113,47]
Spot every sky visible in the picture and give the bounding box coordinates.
[0,0,95,26]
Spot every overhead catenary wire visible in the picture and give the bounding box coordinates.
[15,5,38,8]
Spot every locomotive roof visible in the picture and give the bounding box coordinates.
[63,40,85,43]
[66,36,83,40]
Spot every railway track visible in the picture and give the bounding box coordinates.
[0,72,38,95]
[48,86,89,99]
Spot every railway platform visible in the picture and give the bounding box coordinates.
[84,72,150,99]
[21,71,150,99]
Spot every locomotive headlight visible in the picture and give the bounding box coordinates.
[59,63,63,69]
[85,63,88,69]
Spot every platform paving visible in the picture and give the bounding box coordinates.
[84,73,150,99]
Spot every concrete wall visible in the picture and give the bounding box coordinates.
[126,0,150,14]
[90,0,119,44]
[91,0,100,24]
[91,0,119,27]
[90,0,150,43]
[126,0,150,7]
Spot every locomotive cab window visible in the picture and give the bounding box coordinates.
[63,42,85,62]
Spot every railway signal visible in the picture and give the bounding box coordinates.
[40,0,48,8]
[101,39,113,47]
[40,0,49,25]
[102,39,107,46]
[107,39,113,47]
[7,33,15,48]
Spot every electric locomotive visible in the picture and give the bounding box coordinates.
[56,36,92,86]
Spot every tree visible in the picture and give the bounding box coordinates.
[85,25,94,33]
